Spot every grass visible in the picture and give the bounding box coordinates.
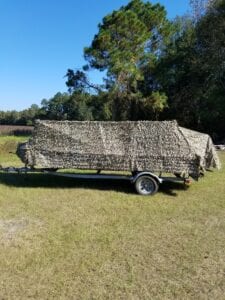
[0,125,33,136]
[0,136,225,299]
[0,135,30,166]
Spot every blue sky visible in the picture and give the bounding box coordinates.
[0,0,190,111]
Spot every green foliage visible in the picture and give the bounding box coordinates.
[195,0,225,139]
[65,69,103,94]
[156,0,225,140]
[0,105,40,126]
[189,0,213,21]
[40,92,70,120]
[82,0,172,119]
[156,16,199,126]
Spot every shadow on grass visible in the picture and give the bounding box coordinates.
[0,173,189,197]
[159,181,190,196]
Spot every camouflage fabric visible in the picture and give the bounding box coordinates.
[17,120,220,179]
[179,127,221,170]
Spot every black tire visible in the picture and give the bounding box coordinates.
[134,175,159,196]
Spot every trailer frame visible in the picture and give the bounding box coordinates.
[0,166,191,196]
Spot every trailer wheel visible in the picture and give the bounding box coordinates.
[134,175,159,196]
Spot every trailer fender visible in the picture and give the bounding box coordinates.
[131,172,163,184]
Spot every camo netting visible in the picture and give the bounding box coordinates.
[179,127,221,170]
[17,120,220,178]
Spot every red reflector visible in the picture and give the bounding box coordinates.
[185,179,192,185]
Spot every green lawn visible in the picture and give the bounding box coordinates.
[0,136,225,299]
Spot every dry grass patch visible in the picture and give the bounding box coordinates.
[0,136,225,299]
[0,125,33,136]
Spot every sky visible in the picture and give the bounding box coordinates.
[0,0,190,111]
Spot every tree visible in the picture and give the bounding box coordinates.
[20,104,40,125]
[80,0,173,120]
[156,0,225,140]
[40,92,70,120]
[189,0,215,21]
[65,69,103,94]
[156,16,200,127]
[195,0,225,139]
[64,92,94,121]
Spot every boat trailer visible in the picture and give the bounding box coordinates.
[0,166,191,196]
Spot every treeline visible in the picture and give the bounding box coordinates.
[1,0,224,141]
[0,92,111,125]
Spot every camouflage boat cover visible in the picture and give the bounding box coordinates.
[17,120,220,179]
[179,127,221,170]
